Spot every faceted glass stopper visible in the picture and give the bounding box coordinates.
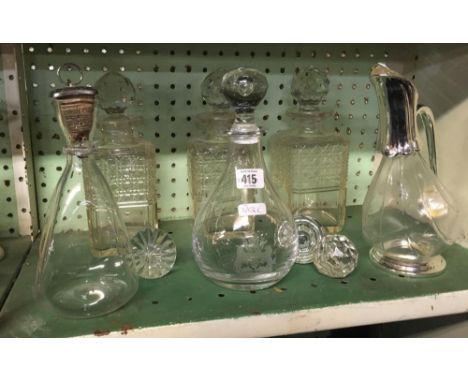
[291,66,330,111]
[95,72,136,114]
[221,67,268,112]
[130,228,177,279]
[314,235,359,278]
[294,216,325,264]
[201,68,231,109]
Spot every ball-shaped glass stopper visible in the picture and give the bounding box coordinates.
[291,66,329,111]
[95,72,136,114]
[221,67,268,112]
[201,68,231,109]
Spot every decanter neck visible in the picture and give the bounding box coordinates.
[227,120,264,166]
[234,112,256,125]
[193,110,234,138]
[371,64,419,157]
[229,118,261,145]
[228,134,265,168]
[64,145,94,159]
[99,114,136,145]
[286,109,327,134]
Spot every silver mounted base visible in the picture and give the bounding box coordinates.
[369,247,446,277]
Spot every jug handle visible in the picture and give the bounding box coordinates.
[416,105,438,175]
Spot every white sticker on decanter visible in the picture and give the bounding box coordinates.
[238,203,267,217]
[235,168,264,189]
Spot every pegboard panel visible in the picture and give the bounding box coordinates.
[22,44,416,227]
[0,55,20,238]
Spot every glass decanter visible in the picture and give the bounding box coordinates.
[187,68,234,217]
[270,66,349,263]
[362,63,463,277]
[36,72,138,318]
[94,72,158,237]
[192,67,298,291]
[94,72,175,279]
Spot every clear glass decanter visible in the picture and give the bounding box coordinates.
[192,67,298,291]
[94,72,176,280]
[36,78,138,318]
[362,63,463,277]
[94,72,158,237]
[187,68,234,217]
[270,66,349,263]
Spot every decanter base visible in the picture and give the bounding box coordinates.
[210,279,280,291]
[46,277,137,318]
[200,269,289,291]
[369,247,446,277]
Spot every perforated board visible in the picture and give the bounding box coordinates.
[0,55,20,238]
[22,44,416,226]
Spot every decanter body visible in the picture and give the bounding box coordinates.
[36,80,138,318]
[94,115,158,238]
[275,115,349,231]
[94,72,157,239]
[192,68,298,291]
[271,66,349,235]
[362,63,462,277]
[187,69,234,217]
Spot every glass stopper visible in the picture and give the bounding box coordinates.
[129,228,177,279]
[221,67,268,112]
[314,234,359,278]
[201,68,231,109]
[95,72,136,114]
[291,65,330,111]
[294,216,325,264]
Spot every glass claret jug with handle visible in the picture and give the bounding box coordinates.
[35,65,138,318]
[362,63,463,277]
[192,67,298,291]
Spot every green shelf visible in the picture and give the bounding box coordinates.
[0,237,31,309]
[1,206,468,337]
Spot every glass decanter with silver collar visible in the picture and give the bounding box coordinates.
[36,65,138,317]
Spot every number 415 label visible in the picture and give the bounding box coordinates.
[235,168,264,189]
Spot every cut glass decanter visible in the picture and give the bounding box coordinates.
[94,71,176,279]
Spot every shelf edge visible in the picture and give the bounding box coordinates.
[81,289,468,338]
